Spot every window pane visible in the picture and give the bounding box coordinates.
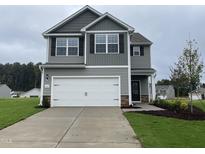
[108,34,118,43]
[96,35,106,44]
[96,44,106,53]
[56,38,67,46]
[56,47,66,55]
[133,51,140,56]
[68,38,78,46]
[133,46,140,56]
[133,46,140,52]
[108,44,118,53]
[68,47,78,55]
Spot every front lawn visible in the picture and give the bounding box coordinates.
[124,112,205,148]
[0,98,45,130]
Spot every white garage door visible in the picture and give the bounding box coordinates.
[51,76,120,107]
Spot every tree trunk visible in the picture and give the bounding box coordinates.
[190,85,193,113]
[177,87,179,99]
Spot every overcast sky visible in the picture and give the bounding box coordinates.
[0,5,204,82]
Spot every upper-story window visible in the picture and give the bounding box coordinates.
[132,46,144,56]
[95,34,119,54]
[56,37,79,56]
[133,46,140,56]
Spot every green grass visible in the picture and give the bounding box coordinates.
[193,100,205,112]
[124,112,205,148]
[0,98,45,130]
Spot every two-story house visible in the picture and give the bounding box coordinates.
[39,5,156,107]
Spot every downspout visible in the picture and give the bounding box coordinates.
[39,65,44,106]
[127,31,133,106]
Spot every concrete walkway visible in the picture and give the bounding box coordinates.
[122,103,164,112]
[0,107,141,148]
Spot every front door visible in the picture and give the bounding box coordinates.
[131,80,140,102]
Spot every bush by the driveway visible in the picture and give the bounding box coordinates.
[153,99,188,112]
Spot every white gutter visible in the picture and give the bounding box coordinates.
[40,64,86,69]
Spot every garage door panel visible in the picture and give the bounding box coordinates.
[51,77,120,107]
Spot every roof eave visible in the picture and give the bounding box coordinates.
[131,42,153,45]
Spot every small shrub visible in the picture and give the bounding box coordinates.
[179,100,188,111]
[153,99,188,112]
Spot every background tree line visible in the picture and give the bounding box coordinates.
[0,62,42,91]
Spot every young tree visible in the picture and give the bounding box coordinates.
[170,39,204,112]
[170,63,189,98]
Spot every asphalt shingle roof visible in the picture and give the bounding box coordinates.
[130,33,152,45]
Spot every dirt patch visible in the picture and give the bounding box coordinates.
[136,107,205,120]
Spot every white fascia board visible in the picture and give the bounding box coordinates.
[40,65,128,69]
[44,33,82,37]
[85,65,128,68]
[131,42,153,45]
[86,30,128,33]
[42,5,102,36]
[81,12,135,32]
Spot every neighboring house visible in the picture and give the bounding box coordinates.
[156,85,175,100]
[10,91,24,98]
[0,84,11,98]
[39,5,156,107]
[189,88,205,100]
[20,88,41,98]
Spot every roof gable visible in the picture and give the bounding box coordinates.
[86,16,126,31]
[51,9,100,33]
[130,33,152,45]
[43,6,102,35]
[81,13,135,32]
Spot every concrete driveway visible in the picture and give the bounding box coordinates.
[0,107,141,148]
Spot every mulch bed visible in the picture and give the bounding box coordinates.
[136,107,205,120]
[121,106,141,109]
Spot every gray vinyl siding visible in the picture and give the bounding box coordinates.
[51,9,99,33]
[131,75,148,95]
[86,33,128,65]
[0,85,11,98]
[87,17,127,31]
[47,37,84,64]
[43,68,129,96]
[131,46,151,68]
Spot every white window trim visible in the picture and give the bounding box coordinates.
[107,34,119,54]
[67,38,79,56]
[95,34,106,54]
[94,33,119,54]
[133,46,141,56]
[55,37,67,56]
[55,37,79,56]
